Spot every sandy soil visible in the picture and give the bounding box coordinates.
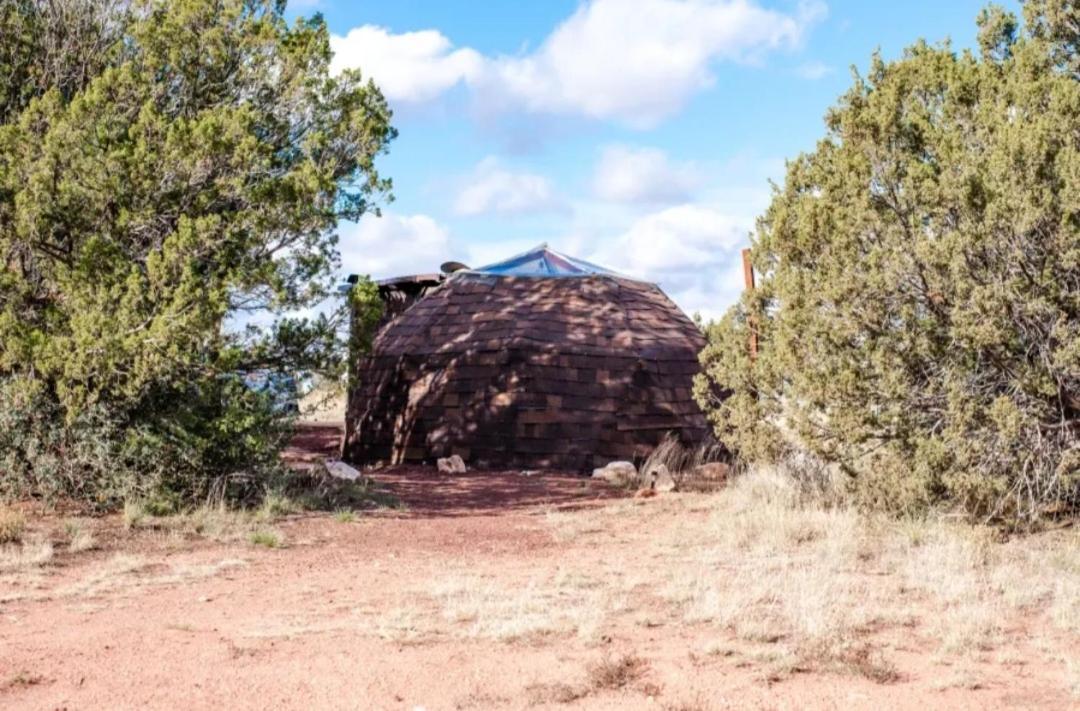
[1,428,1076,710]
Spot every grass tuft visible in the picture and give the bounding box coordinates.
[257,492,298,522]
[586,653,647,691]
[333,509,357,523]
[524,682,586,706]
[248,529,283,548]
[122,500,146,530]
[65,521,96,553]
[0,508,26,544]
[0,538,53,572]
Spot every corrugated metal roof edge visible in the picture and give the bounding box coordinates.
[461,243,644,281]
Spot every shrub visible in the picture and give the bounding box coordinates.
[0,373,292,508]
[0,0,395,507]
[696,2,1080,522]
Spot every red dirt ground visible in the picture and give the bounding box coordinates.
[1,426,1075,710]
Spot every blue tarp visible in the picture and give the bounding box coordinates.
[465,243,624,278]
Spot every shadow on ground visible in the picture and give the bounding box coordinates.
[285,423,623,518]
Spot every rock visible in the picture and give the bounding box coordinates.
[649,463,677,493]
[692,461,730,482]
[591,460,637,485]
[324,459,361,481]
[437,454,467,475]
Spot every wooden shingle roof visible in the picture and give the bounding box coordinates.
[375,274,704,359]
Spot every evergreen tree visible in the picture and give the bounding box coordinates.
[696,1,1080,521]
[0,0,395,505]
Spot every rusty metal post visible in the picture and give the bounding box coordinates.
[742,248,758,360]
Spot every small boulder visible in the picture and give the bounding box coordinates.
[324,459,361,482]
[591,460,637,485]
[649,463,677,493]
[437,455,467,475]
[692,461,730,482]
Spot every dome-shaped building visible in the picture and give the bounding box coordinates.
[344,245,707,471]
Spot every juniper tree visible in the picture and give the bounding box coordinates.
[696,0,1080,521]
[0,0,395,505]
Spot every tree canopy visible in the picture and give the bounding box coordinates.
[696,0,1080,522]
[0,0,395,505]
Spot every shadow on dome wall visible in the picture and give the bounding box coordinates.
[343,251,710,473]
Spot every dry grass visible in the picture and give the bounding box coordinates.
[248,529,283,548]
[59,554,247,598]
[522,653,646,706]
[1066,655,1080,699]
[2,458,1077,705]
[122,500,146,530]
[0,507,27,544]
[64,520,96,553]
[0,537,53,573]
[257,493,298,522]
[121,504,285,545]
[2,671,46,691]
[586,652,647,690]
[630,464,1080,670]
[543,507,606,543]
[118,480,397,544]
[663,698,712,711]
[333,509,357,523]
[336,462,1077,684]
[524,681,586,706]
[797,639,900,683]
[642,433,726,475]
[428,571,625,642]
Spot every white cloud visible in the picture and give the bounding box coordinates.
[337,212,455,278]
[591,204,753,320]
[795,60,832,79]
[479,0,826,128]
[331,0,827,127]
[602,204,748,274]
[453,157,563,217]
[329,26,482,103]
[592,145,701,204]
[334,206,752,320]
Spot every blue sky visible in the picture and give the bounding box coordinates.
[297,0,1018,320]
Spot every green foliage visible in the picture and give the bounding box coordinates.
[696,2,1080,522]
[348,275,384,355]
[333,508,356,523]
[248,529,282,548]
[346,274,383,396]
[0,0,395,507]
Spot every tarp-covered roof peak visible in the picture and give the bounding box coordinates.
[464,243,633,279]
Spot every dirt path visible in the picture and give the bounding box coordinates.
[1,430,1075,710]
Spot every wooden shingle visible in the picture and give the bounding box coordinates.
[344,273,709,472]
